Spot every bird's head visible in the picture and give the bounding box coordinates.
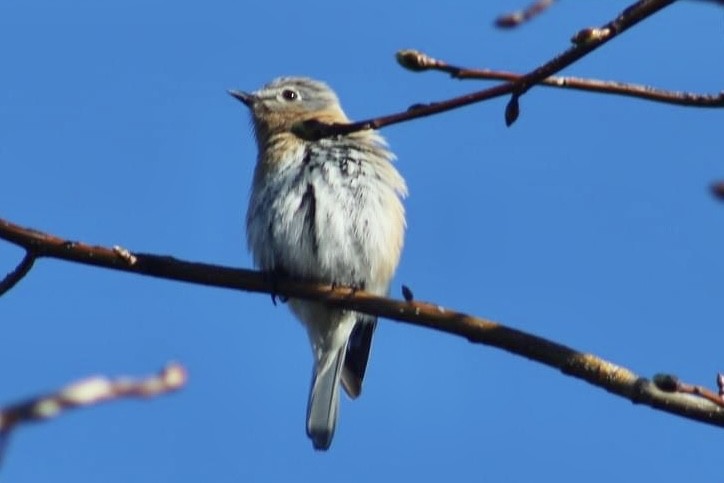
[230,77,349,143]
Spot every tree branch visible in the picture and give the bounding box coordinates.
[0,363,186,464]
[296,0,679,138]
[495,0,556,28]
[0,250,36,296]
[396,49,724,108]
[2,216,723,429]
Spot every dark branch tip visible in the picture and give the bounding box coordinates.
[495,13,524,28]
[505,95,520,126]
[710,181,724,201]
[653,373,680,392]
[0,250,37,297]
[401,284,414,302]
[292,119,334,141]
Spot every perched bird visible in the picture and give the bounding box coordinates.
[230,77,407,450]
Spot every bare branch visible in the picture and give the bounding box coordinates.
[0,363,186,464]
[396,49,724,108]
[1,217,723,429]
[297,0,678,138]
[495,0,556,28]
[0,251,36,296]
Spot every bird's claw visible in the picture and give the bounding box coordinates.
[266,269,289,306]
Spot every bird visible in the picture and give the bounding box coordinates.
[229,77,407,450]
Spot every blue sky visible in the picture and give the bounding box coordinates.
[1,0,722,481]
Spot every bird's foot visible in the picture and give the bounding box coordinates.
[265,269,289,305]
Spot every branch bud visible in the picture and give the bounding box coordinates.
[396,49,442,72]
[571,27,611,45]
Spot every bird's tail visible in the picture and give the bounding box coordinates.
[341,317,376,399]
[306,343,347,451]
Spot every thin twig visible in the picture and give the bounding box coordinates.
[296,0,678,137]
[1,217,723,429]
[0,250,36,296]
[513,0,676,98]
[0,363,186,464]
[396,49,724,108]
[654,374,724,408]
[496,0,556,28]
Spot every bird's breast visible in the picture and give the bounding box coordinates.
[247,134,405,293]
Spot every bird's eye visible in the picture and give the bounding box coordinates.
[281,89,299,101]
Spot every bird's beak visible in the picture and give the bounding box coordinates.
[228,89,254,107]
